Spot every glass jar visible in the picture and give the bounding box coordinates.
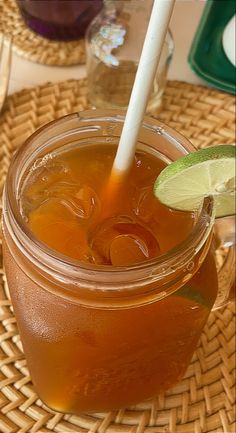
[2,110,235,413]
[86,0,174,112]
[16,0,103,41]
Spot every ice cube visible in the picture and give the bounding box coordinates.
[110,234,150,266]
[74,185,100,220]
[90,216,160,266]
[132,185,155,223]
[28,198,90,261]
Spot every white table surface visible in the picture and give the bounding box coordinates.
[8,0,206,95]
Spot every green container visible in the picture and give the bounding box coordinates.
[188,0,235,94]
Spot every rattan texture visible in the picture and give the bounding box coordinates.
[0,0,86,66]
[0,80,235,433]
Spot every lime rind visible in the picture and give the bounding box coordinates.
[155,145,235,185]
[154,145,236,218]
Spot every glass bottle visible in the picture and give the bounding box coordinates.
[85,0,174,112]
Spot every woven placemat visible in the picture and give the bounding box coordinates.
[0,80,235,433]
[0,0,86,66]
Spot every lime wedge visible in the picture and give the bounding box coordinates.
[154,145,236,218]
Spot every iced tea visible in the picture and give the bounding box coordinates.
[4,142,217,412]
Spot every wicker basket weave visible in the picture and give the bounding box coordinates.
[0,0,86,65]
[0,79,235,433]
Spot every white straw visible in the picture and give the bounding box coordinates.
[111,0,175,175]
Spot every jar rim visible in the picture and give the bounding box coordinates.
[3,110,215,305]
